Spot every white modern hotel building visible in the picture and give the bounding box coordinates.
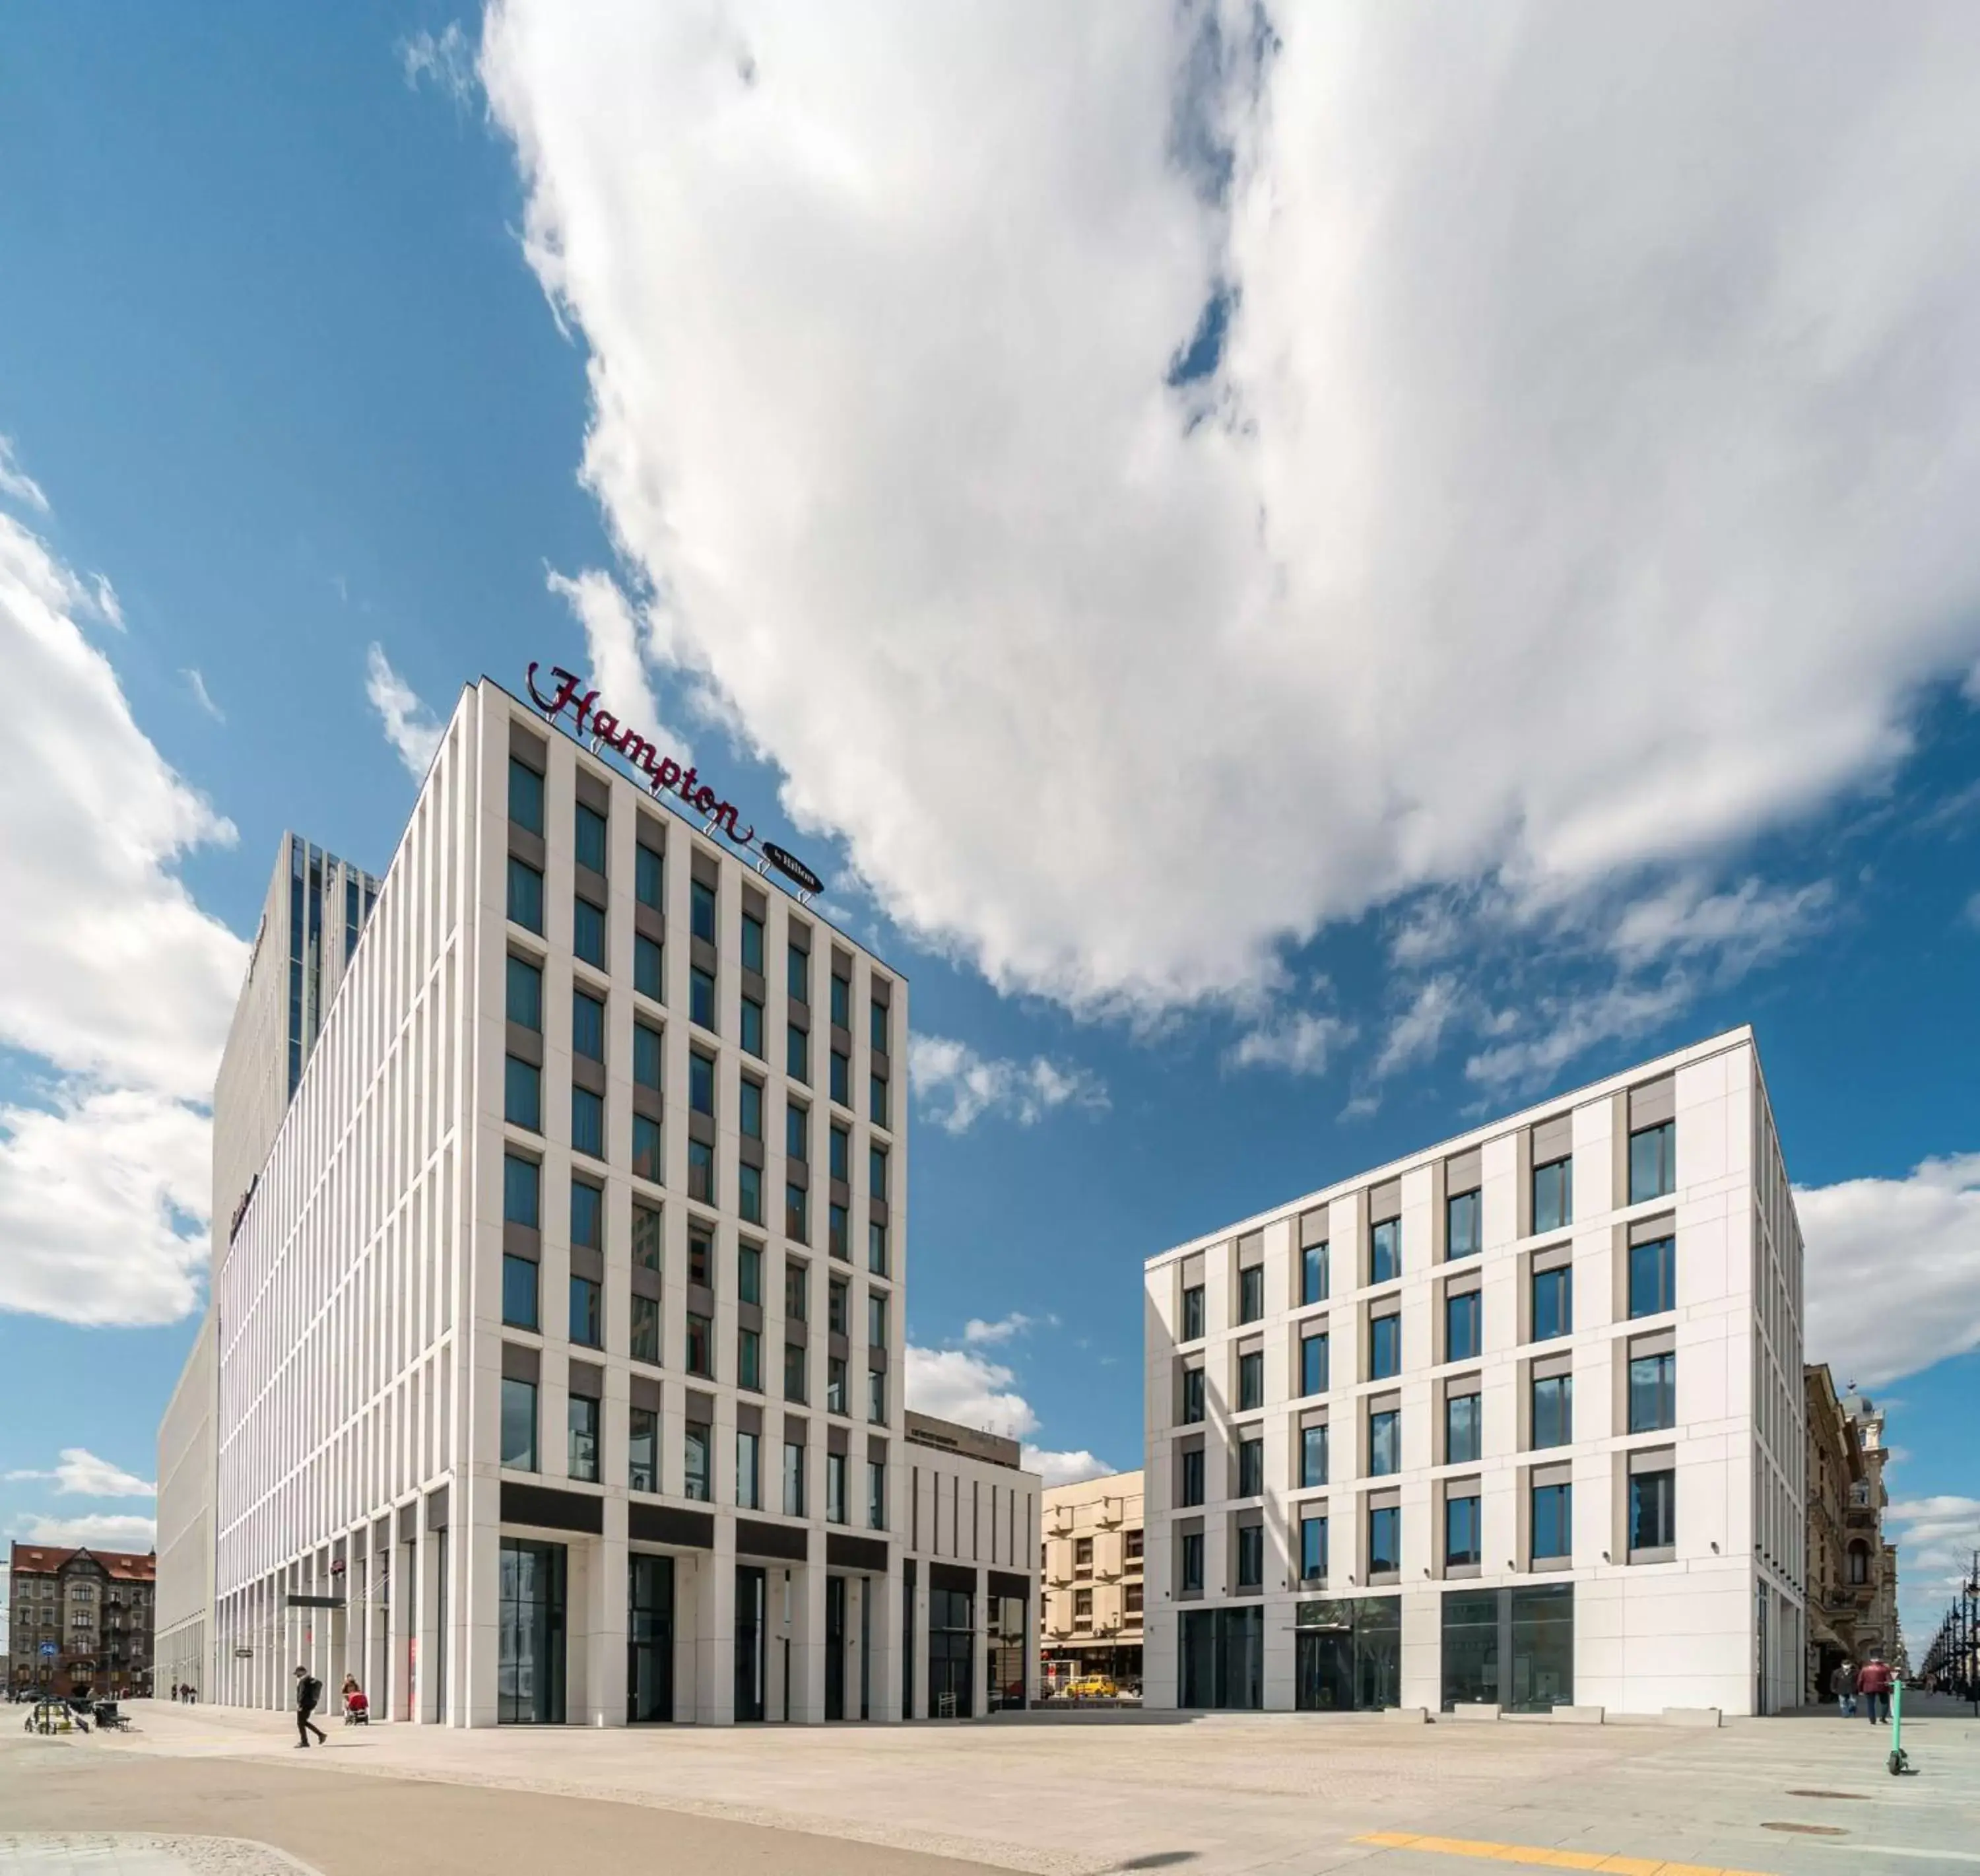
[176,675,1037,1726]
[1142,1029,1806,1720]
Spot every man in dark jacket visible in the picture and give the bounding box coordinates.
[292,1665,327,1747]
[1830,1659,1857,1717]
[1857,1654,1894,1725]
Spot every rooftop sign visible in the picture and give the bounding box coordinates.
[526,663,822,900]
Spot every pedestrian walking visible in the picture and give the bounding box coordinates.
[292,1665,328,1747]
[1831,1659,1857,1717]
[168,1682,180,1704]
[1857,1654,1894,1725]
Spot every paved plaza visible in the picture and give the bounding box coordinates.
[3,1699,1977,1876]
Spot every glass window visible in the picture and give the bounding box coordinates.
[507,955,543,1030]
[1629,1122,1675,1204]
[501,1376,537,1469]
[689,968,716,1032]
[828,1279,849,1336]
[1181,1284,1206,1341]
[826,1123,848,1182]
[1533,1156,1573,1234]
[1181,1367,1205,1423]
[505,1055,541,1131]
[787,1102,809,1162]
[502,1255,539,1330]
[572,989,605,1061]
[628,1407,657,1492]
[1445,1494,1482,1566]
[784,1341,807,1404]
[830,1050,850,1106]
[1238,1350,1264,1412]
[573,896,606,968]
[1368,1504,1401,1575]
[785,1182,808,1241]
[738,1242,762,1306]
[827,1355,848,1415]
[1301,1331,1329,1397]
[571,1086,604,1160]
[741,997,764,1058]
[636,842,663,911]
[830,973,851,1028]
[870,1073,888,1128]
[868,1219,888,1275]
[508,857,544,933]
[787,942,808,1003]
[1629,1236,1676,1318]
[688,1138,714,1203]
[1178,1447,1205,1507]
[870,997,888,1053]
[569,1275,602,1347]
[787,1022,809,1083]
[1300,1423,1329,1489]
[1531,1265,1571,1341]
[689,1052,716,1116]
[1369,1409,1400,1477]
[1628,1352,1676,1432]
[633,1022,663,1091]
[783,1440,805,1515]
[867,1290,888,1348]
[1299,1514,1328,1582]
[738,1326,762,1392]
[1531,1482,1571,1560]
[1370,1314,1401,1379]
[869,1366,887,1423]
[829,1202,849,1260]
[1300,1242,1329,1306]
[688,1226,713,1287]
[1531,1373,1573,1449]
[826,1452,848,1524]
[868,1459,888,1530]
[739,1162,763,1225]
[741,912,764,974]
[1446,1188,1480,1260]
[870,1144,887,1199]
[1445,1290,1481,1362]
[1236,1524,1264,1589]
[574,803,608,874]
[686,1312,712,1378]
[632,1114,663,1184]
[504,1153,540,1228]
[632,1202,661,1273]
[630,1293,660,1366]
[634,934,664,1002]
[568,1393,600,1482]
[1179,1531,1204,1593]
[739,1078,764,1140]
[684,1423,711,1500]
[508,757,544,833]
[571,1180,602,1250]
[1370,1217,1401,1285]
[691,880,717,945]
[1445,1391,1482,1464]
[1238,1436,1264,1497]
[1238,1264,1264,1323]
[736,1429,760,1509]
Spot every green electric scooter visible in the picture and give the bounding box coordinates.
[1888,1679,1910,1777]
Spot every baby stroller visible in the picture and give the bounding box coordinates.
[343,1687,370,1726]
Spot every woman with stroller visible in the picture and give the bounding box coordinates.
[341,1674,370,1725]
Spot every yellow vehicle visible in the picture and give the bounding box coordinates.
[1065,1675,1119,1698]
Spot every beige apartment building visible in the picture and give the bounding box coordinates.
[1040,1471,1143,1688]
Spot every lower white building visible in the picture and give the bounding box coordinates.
[1142,1029,1805,1719]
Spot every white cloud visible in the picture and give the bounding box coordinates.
[7,1513,157,1552]
[183,667,224,722]
[88,573,125,631]
[1463,977,1693,1092]
[1799,1153,1980,1388]
[1225,1011,1353,1077]
[962,1312,1034,1346]
[1607,876,1834,972]
[908,1034,1107,1133]
[1371,976,1461,1080]
[0,436,49,514]
[400,21,477,103]
[364,642,447,781]
[7,1449,156,1498]
[482,4,1980,1020]
[1023,1447,1115,1489]
[544,567,692,760]
[904,1343,1113,1486]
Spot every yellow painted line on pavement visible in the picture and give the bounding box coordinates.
[1354,1832,1777,1876]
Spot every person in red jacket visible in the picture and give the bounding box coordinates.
[1857,1653,1895,1725]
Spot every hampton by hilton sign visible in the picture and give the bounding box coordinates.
[525,663,824,898]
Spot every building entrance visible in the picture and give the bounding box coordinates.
[1294,1596,1399,1710]
[928,1571,975,1717]
[1439,1584,1573,1712]
[1179,1605,1263,1709]
[627,1553,674,1723]
[735,1564,766,1722]
[496,1539,566,1725]
[824,1575,847,1720]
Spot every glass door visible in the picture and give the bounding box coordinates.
[734,1565,766,1722]
[824,1575,847,1720]
[497,1539,566,1725]
[628,1554,675,1723]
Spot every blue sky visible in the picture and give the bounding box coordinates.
[1,5,1976,1652]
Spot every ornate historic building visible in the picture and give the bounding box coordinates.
[7,1544,155,1700]
[1803,1366,1902,1700]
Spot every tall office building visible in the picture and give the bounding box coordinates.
[1142,1029,1806,1719]
[170,674,1036,1726]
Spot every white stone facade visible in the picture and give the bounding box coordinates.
[191,676,1033,1725]
[1142,1030,1806,1720]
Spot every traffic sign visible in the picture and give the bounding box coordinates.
[39,1641,56,1657]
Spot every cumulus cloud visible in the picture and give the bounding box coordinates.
[1225,1011,1353,1077]
[544,567,693,759]
[909,1034,1107,1133]
[7,1449,156,1498]
[904,1343,1113,1486]
[0,436,49,514]
[963,1312,1034,1345]
[481,2,1980,1020]
[7,1513,157,1552]
[364,642,447,781]
[1800,1153,1980,1388]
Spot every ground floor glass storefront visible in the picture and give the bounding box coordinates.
[1440,1584,1573,1712]
[627,1553,674,1723]
[987,1591,1028,1712]
[1178,1605,1263,1709]
[497,1538,566,1725]
[1294,1597,1400,1711]
[928,1582,974,1717]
